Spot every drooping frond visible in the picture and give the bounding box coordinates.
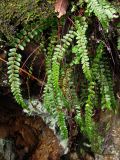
[87,0,117,29]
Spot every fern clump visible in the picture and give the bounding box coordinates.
[43,29,76,139]
[51,30,76,136]
[1,0,118,154]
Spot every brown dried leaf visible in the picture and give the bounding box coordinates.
[55,0,69,18]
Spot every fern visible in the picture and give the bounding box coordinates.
[71,81,83,130]
[60,68,72,103]
[7,27,42,108]
[82,44,104,149]
[99,56,116,110]
[43,29,58,112]
[46,29,57,74]
[52,30,75,89]
[51,30,76,138]
[57,110,68,139]
[91,43,104,77]
[44,30,76,139]
[12,27,40,49]
[118,37,120,50]
[43,76,55,113]
[2,0,118,153]
[73,17,91,81]
[85,81,95,138]
[117,23,120,50]
[56,89,68,139]
[7,48,27,108]
[87,0,117,29]
[90,43,104,108]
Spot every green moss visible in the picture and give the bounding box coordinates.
[0,0,55,41]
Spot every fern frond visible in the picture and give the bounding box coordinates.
[99,56,116,110]
[118,36,120,50]
[98,58,112,110]
[49,86,68,139]
[43,76,56,113]
[91,43,115,110]
[72,85,83,130]
[60,68,72,103]
[44,29,76,139]
[73,18,91,80]
[52,30,75,89]
[87,0,117,29]
[91,43,104,79]
[84,80,102,151]
[91,43,104,108]
[117,23,120,50]
[7,48,27,108]
[46,29,57,74]
[7,27,42,108]
[12,28,40,50]
[85,81,95,138]
[43,30,58,112]
[61,67,83,131]
[56,97,68,139]
[57,110,68,139]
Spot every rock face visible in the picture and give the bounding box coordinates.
[0,139,16,160]
[95,112,120,160]
[0,96,64,160]
[31,127,63,160]
[0,96,120,160]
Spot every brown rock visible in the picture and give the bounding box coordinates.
[31,127,63,160]
[0,97,64,160]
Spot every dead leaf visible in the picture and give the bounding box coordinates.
[55,0,69,18]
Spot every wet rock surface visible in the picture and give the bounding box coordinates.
[0,96,63,160]
[95,111,120,160]
[0,95,120,160]
[0,139,16,160]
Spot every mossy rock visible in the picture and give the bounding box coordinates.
[0,0,55,41]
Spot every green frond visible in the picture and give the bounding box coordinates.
[2,0,118,153]
[118,37,120,50]
[117,23,120,50]
[87,0,117,29]
[7,26,43,108]
[73,17,91,81]
[43,30,58,112]
[99,56,116,110]
[52,30,75,89]
[91,43,104,79]
[57,110,68,139]
[85,81,95,138]
[7,48,27,108]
